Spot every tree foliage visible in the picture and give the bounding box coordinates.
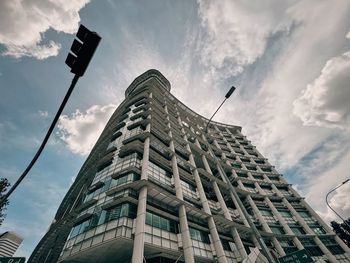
[331,218,350,247]
[0,178,10,225]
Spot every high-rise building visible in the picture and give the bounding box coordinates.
[29,70,350,263]
[0,231,23,257]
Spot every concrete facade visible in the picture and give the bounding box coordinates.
[29,70,350,263]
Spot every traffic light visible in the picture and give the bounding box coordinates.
[65,24,101,77]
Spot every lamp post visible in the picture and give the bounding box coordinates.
[205,86,235,132]
[204,87,275,262]
[0,25,101,207]
[326,179,350,228]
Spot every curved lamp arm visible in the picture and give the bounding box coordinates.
[326,178,350,227]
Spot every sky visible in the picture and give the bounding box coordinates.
[1,0,350,259]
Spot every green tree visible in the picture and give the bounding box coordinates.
[0,178,10,225]
[331,219,350,247]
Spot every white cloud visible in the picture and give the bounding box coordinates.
[196,0,294,78]
[302,146,350,224]
[293,51,350,129]
[38,110,49,118]
[57,104,116,155]
[0,0,89,59]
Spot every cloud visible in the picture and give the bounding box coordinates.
[38,110,49,118]
[293,51,350,129]
[196,0,294,78]
[0,0,89,59]
[57,104,116,155]
[322,182,350,223]
[301,145,350,224]
[1,168,70,259]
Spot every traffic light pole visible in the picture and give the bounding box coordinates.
[0,75,80,207]
[0,24,101,208]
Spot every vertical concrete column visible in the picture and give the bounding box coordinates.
[212,180,231,220]
[131,118,151,263]
[282,198,337,262]
[187,153,228,263]
[300,199,350,257]
[229,192,249,227]
[211,181,247,258]
[334,235,350,257]
[237,180,245,189]
[265,198,304,250]
[230,228,247,259]
[314,237,338,263]
[131,186,148,263]
[247,196,285,256]
[203,143,248,259]
[166,108,195,263]
[208,216,229,263]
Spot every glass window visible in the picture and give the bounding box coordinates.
[70,224,81,237]
[153,214,160,228]
[104,203,136,223]
[189,227,210,244]
[146,211,152,225]
[312,227,325,235]
[290,226,306,235]
[279,210,292,218]
[145,211,178,233]
[98,210,107,225]
[299,211,311,218]
[270,226,285,234]
[221,239,233,251]
[148,161,172,186]
[328,245,344,255]
[260,210,273,217]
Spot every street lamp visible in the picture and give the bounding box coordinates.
[326,178,350,228]
[204,87,275,263]
[0,25,101,207]
[205,86,235,132]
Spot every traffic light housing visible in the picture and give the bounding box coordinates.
[65,24,101,77]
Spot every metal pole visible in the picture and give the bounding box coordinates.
[0,75,80,207]
[205,86,235,132]
[205,98,227,132]
[326,179,350,228]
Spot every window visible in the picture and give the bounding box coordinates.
[104,203,137,223]
[290,226,306,235]
[299,211,311,218]
[145,211,178,233]
[327,245,344,255]
[260,210,273,217]
[221,239,233,251]
[148,161,172,186]
[237,172,248,178]
[232,163,242,169]
[279,210,292,218]
[305,246,323,256]
[253,175,264,180]
[85,173,139,202]
[311,226,325,235]
[189,227,210,244]
[270,226,285,234]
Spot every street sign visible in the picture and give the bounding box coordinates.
[279,249,313,263]
[0,258,25,263]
